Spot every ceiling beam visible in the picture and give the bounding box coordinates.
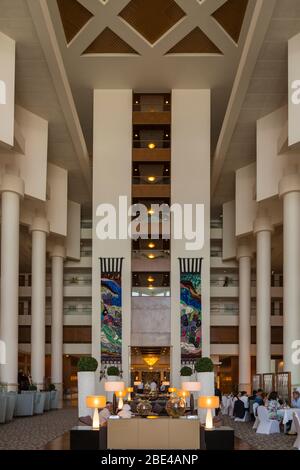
[27,0,92,197]
[211,0,277,195]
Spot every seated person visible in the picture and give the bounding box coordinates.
[292,391,300,408]
[239,391,249,411]
[267,391,282,421]
[254,389,264,406]
[99,401,113,426]
[233,395,246,419]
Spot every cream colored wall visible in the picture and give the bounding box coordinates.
[288,32,300,146]
[92,89,132,389]
[0,32,15,147]
[171,89,211,387]
[222,200,236,260]
[0,106,48,201]
[257,106,300,203]
[66,201,81,260]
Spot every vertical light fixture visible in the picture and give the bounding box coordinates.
[86,396,106,429]
[198,396,219,429]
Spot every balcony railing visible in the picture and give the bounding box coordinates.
[132,176,171,185]
[133,139,170,149]
[81,220,92,229]
[132,287,170,297]
[211,279,239,287]
[210,306,239,315]
[64,307,92,315]
[80,249,92,257]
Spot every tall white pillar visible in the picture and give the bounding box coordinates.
[253,215,273,374]
[237,242,252,393]
[30,217,49,390]
[279,172,300,388]
[50,244,65,403]
[0,174,24,391]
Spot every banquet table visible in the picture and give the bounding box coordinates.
[278,408,300,432]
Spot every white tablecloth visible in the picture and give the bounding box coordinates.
[277,408,300,433]
[278,408,300,425]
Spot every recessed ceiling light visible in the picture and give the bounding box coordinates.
[148,142,156,150]
[148,276,155,283]
[148,242,155,249]
[147,176,156,182]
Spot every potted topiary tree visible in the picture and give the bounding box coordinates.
[180,366,193,385]
[106,366,120,382]
[77,356,98,418]
[195,357,215,423]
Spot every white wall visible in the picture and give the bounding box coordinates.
[0,32,15,147]
[171,89,211,387]
[257,106,300,202]
[236,163,257,237]
[46,163,68,236]
[222,200,236,260]
[0,106,48,201]
[288,32,300,146]
[93,90,132,389]
[66,201,81,260]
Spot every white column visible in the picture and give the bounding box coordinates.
[0,174,24,391]
[50,245,65,404]
[237,242,252,393]
[279,172,300,387]
[30,217,49,390]
[253,215,273,374]
[171,90,211,388]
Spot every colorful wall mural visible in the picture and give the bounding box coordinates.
[180,272,202,359]
[101,273,122,362]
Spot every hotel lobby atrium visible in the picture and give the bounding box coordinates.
[1,0,300,457]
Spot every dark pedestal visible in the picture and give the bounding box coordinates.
[70,426,107,450]
[200,426,234,451]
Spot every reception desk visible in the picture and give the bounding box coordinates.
[107,417,200,450]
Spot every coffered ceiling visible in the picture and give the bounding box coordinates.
[46,0,255,152]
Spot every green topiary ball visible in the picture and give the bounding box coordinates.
[77,356,98,372]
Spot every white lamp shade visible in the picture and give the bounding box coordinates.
[104,381,125,392]
[182,381,201,392]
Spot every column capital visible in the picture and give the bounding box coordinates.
[253,216,273,235]
[0,173,24,197]
[30,216,50,235]
[237,243,252,260]
[279,173,300,198]
[50,244,66,259]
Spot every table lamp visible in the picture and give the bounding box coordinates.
[182,382,201,414]
[178,389,190,405]
[127,387,133,401]
[86,395,106,430]
[116,390,126,410]
[104,381,125,413]
[198,396,220,430]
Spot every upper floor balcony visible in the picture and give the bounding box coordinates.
[132,93,171,126]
